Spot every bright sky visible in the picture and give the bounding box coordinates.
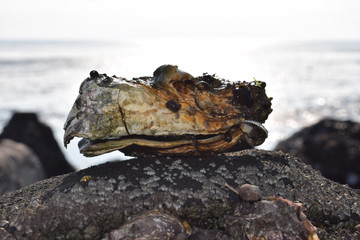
[1,0,360,41]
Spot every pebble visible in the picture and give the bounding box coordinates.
[237,184,262,202]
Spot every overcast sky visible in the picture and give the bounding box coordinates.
[1,0,360,41]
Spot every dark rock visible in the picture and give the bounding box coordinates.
[0,150,359,239]
[0,112,74,177]
[189,229,230,240]
[0,139,46,194]
[275,118,360,188]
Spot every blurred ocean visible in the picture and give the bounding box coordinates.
[0,38,359,169]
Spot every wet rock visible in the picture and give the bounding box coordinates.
[0,139,46,194]
[275,118,360,188]
[0,112,74,177]
[0,150,359,239]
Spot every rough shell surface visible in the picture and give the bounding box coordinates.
[64,65,272,156]
[108,211,188,240]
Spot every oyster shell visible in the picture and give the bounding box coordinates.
[108,211,190,240]
[64,65,272,157]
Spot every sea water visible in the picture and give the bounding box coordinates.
[1,38,359,169]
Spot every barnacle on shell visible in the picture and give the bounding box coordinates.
[64,65,272,157]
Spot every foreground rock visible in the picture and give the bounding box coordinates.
[0,112,74,177]
[275,118,360,188]
[0,139,46,194]
[0,150,359,239]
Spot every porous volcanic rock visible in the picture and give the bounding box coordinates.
[0,150,359,239]
[275,118,360,188]
[0,112,74,177]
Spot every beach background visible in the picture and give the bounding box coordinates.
[1,0,359,169]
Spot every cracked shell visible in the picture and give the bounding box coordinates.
[63,65,272,157]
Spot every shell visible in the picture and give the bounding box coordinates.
[63,65,272,157]
[108,211,189,240]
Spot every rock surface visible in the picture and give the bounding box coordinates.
[0,139,46,194]
[275,118,360,188]
[0,150,359,239]
[0,112,74,177]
